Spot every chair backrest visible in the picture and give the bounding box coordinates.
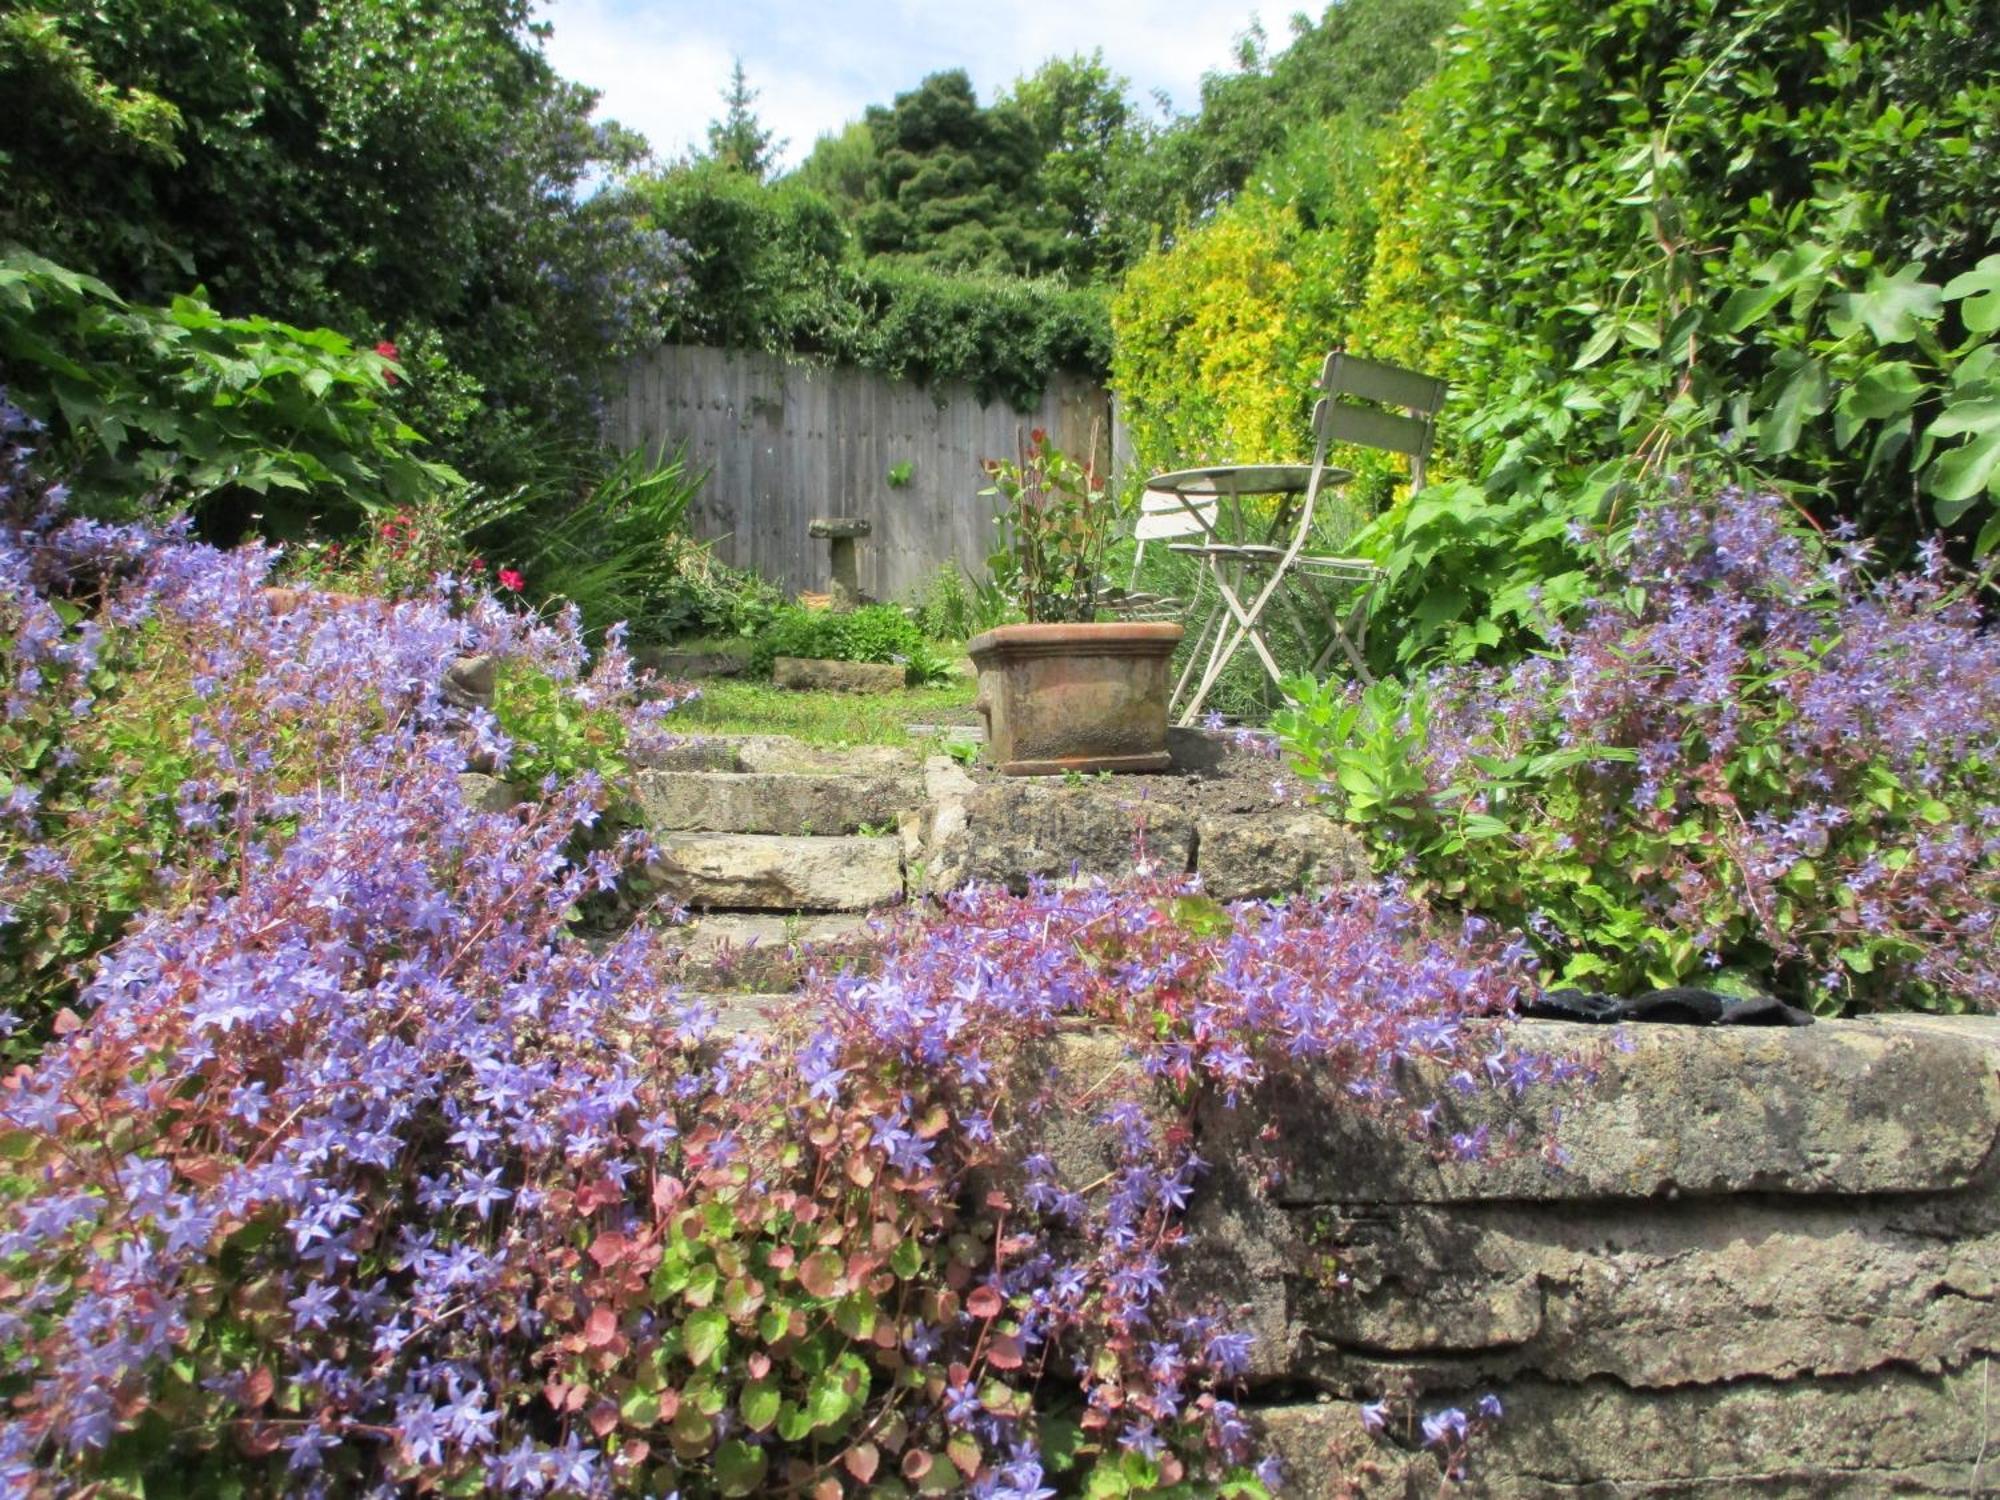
[1133,487,1219,541]
[1314,351,1449,491]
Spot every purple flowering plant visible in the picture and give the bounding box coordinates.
[0,400,1556,1493]
[1278,482,2000,1013]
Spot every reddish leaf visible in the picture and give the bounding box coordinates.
[901,1448,933,1481]
[986,1333,1024,1370]
[584,1305,619,1348]
[588,1403,618,1438]
[588,1231,628,1268]
[798,1249,845,1299]
[947,1431,981,1476]
[966,1286,1002,1320]
[843,1443,880,1482]
[242,1366,274,1408]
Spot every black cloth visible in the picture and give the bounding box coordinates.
[1522,985,1814,1027]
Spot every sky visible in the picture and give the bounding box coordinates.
[535,0,1269,171]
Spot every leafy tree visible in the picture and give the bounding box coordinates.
[704,57,782,179]
[788,120,877,213]
[855,70,1061,275]
[999,52,1151,277]
[0,0,682,501]
[1134,0,1457,230]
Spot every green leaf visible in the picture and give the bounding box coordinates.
[806,1369,854,1430]
[740,1379,781,1433]
[715,1439,769,1497]
[1841,360,1923,420]
[683,1307,728,1368]
[1942,253,2000,333]
[1926,430,2000,513]
[1841,264,1943,344]
[1571,319,1623,370]
[1756,357,1829,457]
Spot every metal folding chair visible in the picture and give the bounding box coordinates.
[1166,352,1447,724]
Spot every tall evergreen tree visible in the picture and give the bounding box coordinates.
[705,58,781,179]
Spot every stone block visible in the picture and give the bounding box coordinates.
[669,911,883,989]
[771,657,907,694]
[1238,1017,2000,1203]
[456,772,518,814]
[1290,1196,2000,1388]
[1195,808,1369,900]
[1257,1367,1991,1498]
[632,770,919,836]
[911,779,1196,895]
[648,833,903,911]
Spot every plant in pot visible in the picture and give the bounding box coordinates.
[969,429,1183,775]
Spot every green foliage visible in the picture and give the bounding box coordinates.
[637,165,1111,406]
[0,7,182,165]
[857,68,1075,277]
[0,618,194,1053]
[0,250,456,532]
[1349,0,2000,570]
[1133,0,1458,224]
[491,660,628,787]
[981,430,1123,623]
[1111,113,1388,479]
[0,0,677,497]
[748,604,954,685]
[911,561,974,641]
[703,58,783,179]
[502,445,714,647]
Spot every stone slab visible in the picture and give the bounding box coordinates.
[1289,1195,2000,1388]
[632,770,920,836]
[731,737,919,776]
[648,833,904,911]
[670,911,883,988]
[457,772,519,814]
[772,657,906,694]
[913,779,1197,894]
[1236,1016,2000,1203]
[1195,808,1369,901]
[1256,1366,1991,1498]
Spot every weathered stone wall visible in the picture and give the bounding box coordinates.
[1124,1015,2000,1496]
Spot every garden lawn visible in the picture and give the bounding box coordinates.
[671,674,978,746]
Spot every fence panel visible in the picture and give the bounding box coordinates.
[609,345,1114,603]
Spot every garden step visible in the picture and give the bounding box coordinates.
[632,769,921,836]
[680,992,797,1034]
[636,734,920,776]
[648,833,904,912]
[668,911,884,988]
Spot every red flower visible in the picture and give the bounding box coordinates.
[1029,427,1048,447]
[468,557,486,574]
[498,568,524,593]
[374,340,400,386]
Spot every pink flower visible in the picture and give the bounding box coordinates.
[497,568,524,593]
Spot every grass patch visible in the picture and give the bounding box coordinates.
[671,675,979,747]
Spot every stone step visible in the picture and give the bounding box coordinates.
[633,769,921,837]
[667,911,884,989]
[648,833,904,912]
[679,992,796,1034]
[639,734,919,777]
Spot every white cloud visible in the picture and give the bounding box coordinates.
[535,0,1267,169]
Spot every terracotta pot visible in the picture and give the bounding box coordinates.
[967,621,1185,776]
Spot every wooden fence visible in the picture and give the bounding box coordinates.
[609,345,1113,603]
